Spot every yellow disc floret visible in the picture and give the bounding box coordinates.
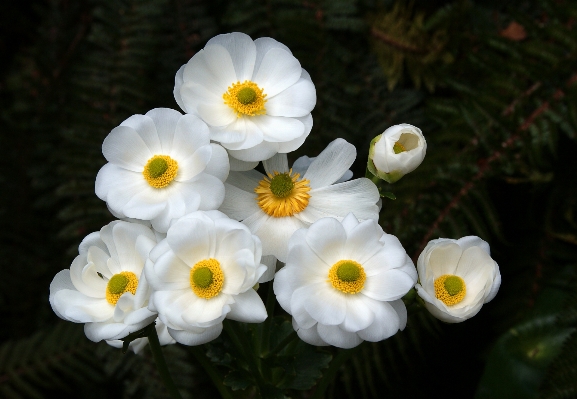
[255,169,311,217]
[393,141,407,154]
[328,260,366,294]
[190,258,224,299]
[223,80,267,117]
[434,274,466,306]
[106,271,138,305]
[142,155,178,188]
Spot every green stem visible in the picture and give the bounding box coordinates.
[264,330,298,359]
[224,320,266,396]
[261,281,277,356]
[190,346,235,399]
[311,346,361,399]
[147,324,183,399]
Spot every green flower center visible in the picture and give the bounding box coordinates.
[443,275,464,296]
[192,267,213,288]
[147,157,169,178]
[237,87,257,105]
[393,142,407,154]
[336,262,362,282]
[269,173,295,198]
[107,274,129,294]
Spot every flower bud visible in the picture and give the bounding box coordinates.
[368,124,426,183]
[415,236,501,323]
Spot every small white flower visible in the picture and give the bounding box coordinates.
[219,138,380,264]
[96,108,230,233]
[174,32,316,164]
[106,318,175,354]
[274,214,417,349]
[368,123,426,183]
[145,211,268,346]
[415,236,501,323]
[49,221,158,342]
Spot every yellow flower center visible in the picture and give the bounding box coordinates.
[190,258,224,299]
[254,169,311,217]
[142,155,178,189]
[328,260,366,294]
[223,80,267,117]
[434,274,466,306]
[106,271,138,305]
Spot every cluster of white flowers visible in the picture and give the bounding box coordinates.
[50,32,500,352]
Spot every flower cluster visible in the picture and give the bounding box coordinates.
[50,32,500,354]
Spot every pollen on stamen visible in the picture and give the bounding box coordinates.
[254,169,311,217]
[190,258,224,299]
[328,260,366,294]
[106,271,138,305]
[142,155,178,189]
[223,80,267,117]
[434,274,466,306]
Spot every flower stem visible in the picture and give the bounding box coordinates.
[264,330,298,359]
[260,281,277,355]
[146,324,183,399]
[311,346,361,399]
[190,346,235,399]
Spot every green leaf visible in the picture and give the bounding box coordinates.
[223,370,253,391]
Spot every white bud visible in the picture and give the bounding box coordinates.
[368,123,426,183]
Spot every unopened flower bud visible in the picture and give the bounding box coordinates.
[368,124,426,183]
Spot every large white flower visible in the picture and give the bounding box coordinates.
[49,221,158,342]
[368,123,426,183]
[219,138,380,264]
[145,210,268,346]
[415,236,501,323]
[106,318,175,354]
[174,32,316,164]
[96,108,229,233]
[274,214,417,349]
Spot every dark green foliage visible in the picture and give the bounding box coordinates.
[2,0,577,398]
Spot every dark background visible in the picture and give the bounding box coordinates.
[1,0,576,398]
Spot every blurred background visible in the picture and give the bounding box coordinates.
[1,0,577,398]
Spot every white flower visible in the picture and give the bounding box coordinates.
[274,214,417,349]
[95,108,230,233]
[145,210,268,346]
[415,236,501,323]
[368,123,426,183]
[174,32,316,164]
[106,318,175,354]
[218,138,380,264]
[49,221,158,342]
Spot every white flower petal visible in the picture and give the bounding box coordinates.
[294,321,328,346]
[363,269,415,301]
[266,78,316,117]
[120,114,162,155]
[219,183,260,221]
[258,255,277,283]
[168,323,222,346]
[423,241,462,278]
[356,300,401,342]
[167,217,215,267]
[342,219,384,264]
[147,250,191,291]
[176,145,211,182]
[252,115,304,143]
[317,324,363,349]
[263,153,289,175]
[174,65,186,112]
[254,214,307,262]
[253,37,291,74]
[253,48,301,97]
[51,290,111,323]
[455,246,495,280]
[227,289,267,323]
[145,108,183,154]
[303,285,347,326]
[170,114,211,162]
[228,156,259,172]
[179,82,222,115]
[184,45,237,94]
[340,294,375,332]
[206,32,256,82]
[198,103,237,127]
[457,236,491,254]
[204,144,230,182]
[485,267,501,303]
[102,126,153,171]
[305,217,346,266]
[228,140,279,162]
[276,114,313,154]
[304,139,357,189]
[84,322,132,342]
[182,294,230,325]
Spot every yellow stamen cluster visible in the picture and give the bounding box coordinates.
[328,260,366,294]
[190,258,224,299]
[223,80,267,117]
[106,271,138,305]
[142,155,178,188]
[434,274,466,306]
[255,169,311,217]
